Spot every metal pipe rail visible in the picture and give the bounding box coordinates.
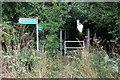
[64,41,85,55]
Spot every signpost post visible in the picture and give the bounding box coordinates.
[36,17,39,51]
[19,17,40,52]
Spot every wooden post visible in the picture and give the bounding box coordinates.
[64,30,66,55]
[87,28,90,49]
[60,29,62,53]
[64,30,66,41]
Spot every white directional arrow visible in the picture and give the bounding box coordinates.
[19,18,36,24]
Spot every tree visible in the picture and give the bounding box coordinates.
[1,2,120,52]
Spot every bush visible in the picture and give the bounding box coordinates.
[89,48,120,78]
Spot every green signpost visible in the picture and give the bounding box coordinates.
[38,25,43,30]
[19,17,40,52]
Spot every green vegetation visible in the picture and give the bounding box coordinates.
[0,48,119,78]
[0,2,120,78]
[1,2,120,48]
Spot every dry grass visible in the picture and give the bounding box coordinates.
[0,48,119,78]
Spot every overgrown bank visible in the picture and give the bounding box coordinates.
[0,48,119,78]
[0,2,120,78]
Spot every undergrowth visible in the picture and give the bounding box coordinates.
[0,47,119,78]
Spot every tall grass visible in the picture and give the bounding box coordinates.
[0,47,119,78]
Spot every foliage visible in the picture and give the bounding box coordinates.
[2,2,120,50]
[90,49,120,77]
[1,2,120,78]
[0,31,13,44]
[1,48,119,78]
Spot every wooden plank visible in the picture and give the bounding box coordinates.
[87,28,90,47]
[60,29,62,52]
